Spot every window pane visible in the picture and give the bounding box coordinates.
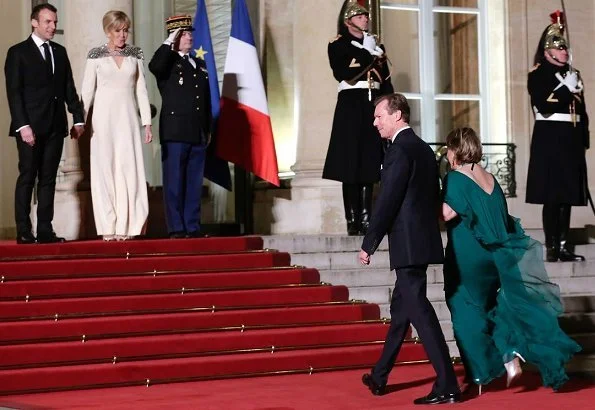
[434,12,479,94]
[435,0,478,7]
[435,100,480,141]
[381,10,420,93]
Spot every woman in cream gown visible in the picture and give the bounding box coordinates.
[81,11,152,240]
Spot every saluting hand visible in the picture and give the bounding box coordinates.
[19,126,35,147]
[166,28,182,49]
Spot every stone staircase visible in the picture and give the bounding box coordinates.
[263,231,595,372]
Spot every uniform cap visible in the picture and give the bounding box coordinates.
[165,15,194,34]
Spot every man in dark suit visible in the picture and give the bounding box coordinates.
[4,3,85,244]
[149,15,211,239]
[358,93,460,405]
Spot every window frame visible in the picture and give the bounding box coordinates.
[380,0,489,141]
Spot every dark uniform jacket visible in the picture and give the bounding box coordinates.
[149,44,211,145]
[323,31,394,184]
[526,60,589,205]
[361,128,444,270]
[4,36,84,137]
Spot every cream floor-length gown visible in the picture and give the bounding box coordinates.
[81,45,152,238]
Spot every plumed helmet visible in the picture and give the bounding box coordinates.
[343,1,369,21]
[544,10,567,50]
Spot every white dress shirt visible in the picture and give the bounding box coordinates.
[391,125,411,143]
[16,34,84,133]
[31,33,54,73]
[178,52,196,69]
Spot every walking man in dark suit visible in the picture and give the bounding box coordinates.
[149,15,211,239]
[359,93,460,405]
[4,3,85,244]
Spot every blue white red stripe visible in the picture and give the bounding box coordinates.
[216,0,279,186]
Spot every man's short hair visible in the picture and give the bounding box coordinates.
[374,93,410,123]
[445,127,483,165]
[31,3,57,21]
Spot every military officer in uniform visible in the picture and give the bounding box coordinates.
[526,11,589,262]
[149,15,211,238]
[323,1,394,236]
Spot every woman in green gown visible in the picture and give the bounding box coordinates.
[441,128,581,393]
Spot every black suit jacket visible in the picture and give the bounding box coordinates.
[361,128,444,270]
[4,36,84,137]
[148,44,211,145]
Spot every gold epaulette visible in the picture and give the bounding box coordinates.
[329,34,342,43]
[529,63,540,73]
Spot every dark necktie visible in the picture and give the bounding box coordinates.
[183,54,195,69]
[41,43,53,76]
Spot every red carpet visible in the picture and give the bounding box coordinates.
[0,364,592,409]
[0,237,426,396]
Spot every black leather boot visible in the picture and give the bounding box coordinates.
[543,204,559,262]
[558,205,585,262]
[359,184,373,235]
[342,184,360,236]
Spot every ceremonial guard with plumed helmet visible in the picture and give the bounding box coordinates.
[323,1,394,236]
[526,10,589,262]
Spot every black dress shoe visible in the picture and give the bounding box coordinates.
[361,373,385,396]
[186,231,207,238]
[413,392,461,405]
[37,232,65,243]
[545,246,559,262]
[558,246,585,262]
[16,232,37,244]
[169,231,186,239]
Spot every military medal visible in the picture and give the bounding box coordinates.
[179,77,183,86]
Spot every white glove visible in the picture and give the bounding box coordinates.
[350,40,365,49]
[370,46,384,57]
[362,32,377,53]
[556,71,583,93]
[165,28,181,45]
[351,35,383,57]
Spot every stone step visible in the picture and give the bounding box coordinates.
[410,320,455,343]
[377,301,453,323]
[292,250,595,271]
[560,312,595,334]
[319,261,595,292]
[319,267,443,285]
[447,341,460,357]
[566,353,595,377]
[264,230,595,254]
[570,333,595,354]
[563,295,595,314]
[348,284,447,306]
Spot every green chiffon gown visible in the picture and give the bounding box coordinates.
[443,170,581,390]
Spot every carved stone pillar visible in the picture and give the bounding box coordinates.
[50,0,133,239]
[259,0,345,234]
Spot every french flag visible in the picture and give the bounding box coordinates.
[216,0,280,186]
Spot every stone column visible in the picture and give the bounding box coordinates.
[262,0,345,234]
[51,0,133,239]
